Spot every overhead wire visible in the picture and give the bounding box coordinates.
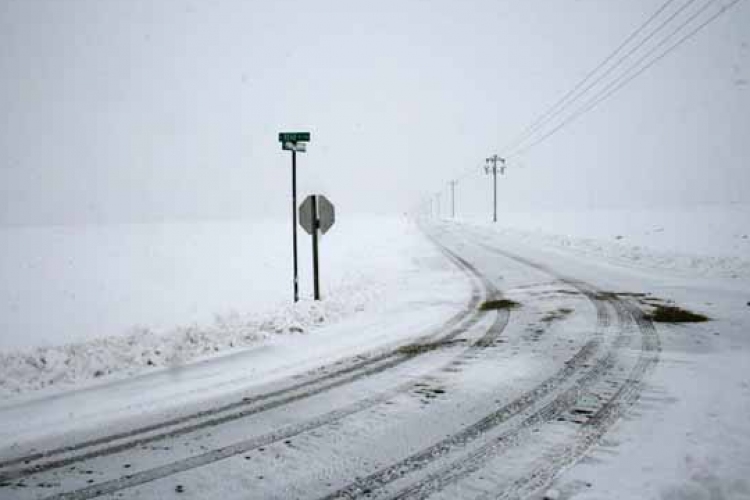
[422,0,745,211]
[508,0,742,159]
[501,0,682,155]
[439,0,684,191]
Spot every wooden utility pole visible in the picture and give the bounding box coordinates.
[484,155,505,223]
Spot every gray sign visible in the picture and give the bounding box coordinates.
[282,141,307,152]
[299,195,335,235]
[317,195,335,234]
[299,196,315,235]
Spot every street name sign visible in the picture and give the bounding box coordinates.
[283,142,306,152]
[279,132,310,143]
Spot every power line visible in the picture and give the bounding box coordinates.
[505,0,706,157]
[509,0,742,159]
[502,0,681,155]
[418,0,745,213]
[446,0,698,190]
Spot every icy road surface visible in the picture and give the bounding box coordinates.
[0,221,748,499]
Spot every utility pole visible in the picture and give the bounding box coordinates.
[484,155,505,223]
[436,193,441,220]
[450,180,457,219]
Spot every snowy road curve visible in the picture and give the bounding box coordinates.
[0,223,661,499]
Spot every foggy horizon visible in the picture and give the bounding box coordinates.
[1,0,748,226]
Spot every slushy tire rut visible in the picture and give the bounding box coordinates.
[319,228,656,499]
[337,228,658,500]
[0,224,660,500]
[0,226,508,499]
[0,233,488,481]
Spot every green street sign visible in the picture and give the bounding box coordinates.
[279,132,310,143]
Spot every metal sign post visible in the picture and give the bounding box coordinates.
[311,196,320,300]
[292,149,298,302]
[299,194,335,301]
[279,131,310,302]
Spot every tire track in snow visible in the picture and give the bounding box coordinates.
[317,226,657,500]
[2,225,511,498]
[0,226,489,482]
[318,266,611,496]
[386,297,655,500]
[485,299,660,500]
[380,227,659,500]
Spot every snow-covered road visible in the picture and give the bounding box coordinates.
[0,220,747,499]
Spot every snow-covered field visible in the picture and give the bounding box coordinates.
[2,205,747,402]
[0,206,748,499]
[0,216,468,399]
[459,203,750,280]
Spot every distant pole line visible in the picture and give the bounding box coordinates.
[450,180,457,219]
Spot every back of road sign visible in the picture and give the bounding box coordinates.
[317,195,335,234]
[299,195,335,235]
[299,196,315,235]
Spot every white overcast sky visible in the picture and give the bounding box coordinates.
[0,0,748,224]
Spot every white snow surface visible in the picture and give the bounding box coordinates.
[445,204,750,500]
[2,205,747,402]
[460,203,750,280]
[1,206,749,500]
[0,216,468,399]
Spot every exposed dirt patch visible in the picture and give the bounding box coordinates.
[479,299,520,311]
[584,291,708,322]
[397,339,468,356]
[541,307,574,323]
[640,297,667,304]
[414,384,447,402]
[595,291,649,300]
[644,304,710,323]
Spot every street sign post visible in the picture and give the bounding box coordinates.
[299,194,336,300]
[279,131,310,303]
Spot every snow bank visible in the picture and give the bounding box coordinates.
[0,287,374,397]
[0,216,447,398]
[459,204,750,279]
